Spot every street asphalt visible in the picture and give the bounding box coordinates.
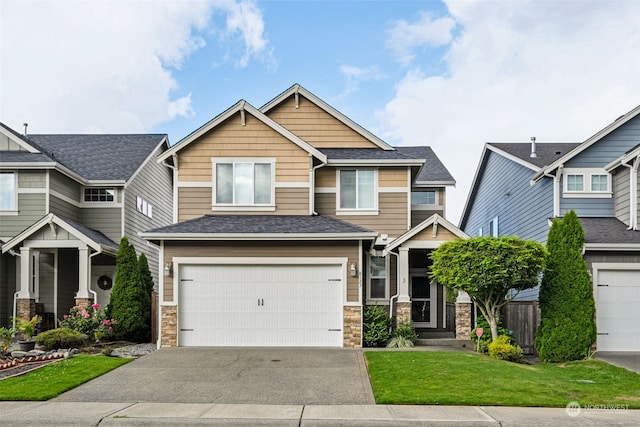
[1,347,639,426]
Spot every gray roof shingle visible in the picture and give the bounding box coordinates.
[145,215,375,235]
[579,217,640,245]
[0,151,54,163]
[26,134,166,181]
[319,146,455,184]
[60,215,119,250]
[489,143,580,168]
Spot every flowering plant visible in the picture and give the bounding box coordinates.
[59,303,117,341]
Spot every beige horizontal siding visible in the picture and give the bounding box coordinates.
[178,113,311,182]
[177,187,309,220]
[379,168,409,187]
[266,96,379,149]
[411,224,458,242]
[315,192,409,236]
[163,240,360,303]
[315,168,336,187]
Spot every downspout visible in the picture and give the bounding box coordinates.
[88,249,101,305]
[11,251,21,331]
[310,157,325,215]
[387,250,400,319]
[533,167,562,217]
[621,159,635,230]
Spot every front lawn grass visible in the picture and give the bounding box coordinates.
[365,351,640,407]
[0,355,132,401]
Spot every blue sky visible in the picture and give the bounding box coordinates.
[2,0,639,222]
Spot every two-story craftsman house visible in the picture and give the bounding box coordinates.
[0,123,172,330]
[142,84,467,348]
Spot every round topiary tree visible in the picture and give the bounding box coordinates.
[107,237,149,342]
[535,210,596,362]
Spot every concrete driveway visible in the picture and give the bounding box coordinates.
[54,348,375,405]
[597,352,640,374]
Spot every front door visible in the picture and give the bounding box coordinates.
[411,276,436,327]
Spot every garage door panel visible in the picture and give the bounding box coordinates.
[597,269,640,352]
[178,264,343,347]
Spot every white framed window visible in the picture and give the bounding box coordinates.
[368,255,387,300]
[478,227,483,237]
[563,169,611,198]
[490,217,499,237]
[212,158,275,210]
[337,169,377,214]
[411,190,437,206]
[136,196,153,218]
[84,188,115,202]
[0,172,17,211]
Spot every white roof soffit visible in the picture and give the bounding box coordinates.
[533,104,640,182]
[158,100,327,163]
[260,84,395,151]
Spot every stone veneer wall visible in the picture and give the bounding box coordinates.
[75,297,94,307]
[161,305,177,347]
[455,302,472,340]
[343,306,362,348]
[395,302,411,326]
[16,298,35,320]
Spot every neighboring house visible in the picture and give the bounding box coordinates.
[0,123,173,330]
[460,104,640,351]
[141,84,467,348]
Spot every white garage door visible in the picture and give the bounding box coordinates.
[178,264,344,347]
[597,269,640,351]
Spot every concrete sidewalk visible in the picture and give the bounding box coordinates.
[1,402,639,426]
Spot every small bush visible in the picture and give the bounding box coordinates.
[36,328,88,351]
[488,335,524,363]
[59,303,116,342]
[472,315,514,353]
[0,327,14,354]
[392,322,418,342]
[386,336,415,348]
[364,306,392,347]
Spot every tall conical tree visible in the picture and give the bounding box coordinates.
[107,237,148,342]
[137,252,154,342]
[535,210,596,361]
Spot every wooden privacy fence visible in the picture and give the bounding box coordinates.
[502,301,539,355]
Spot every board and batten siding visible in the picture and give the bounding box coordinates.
[0,133,30,151]
[162,240,360,303]
[613,167,631,226]
[463,150,554,243]
[124,145,173,289]
[177,113,311,183]
[265,95,379,149]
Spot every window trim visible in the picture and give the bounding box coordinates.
[0,171,17,213]
[367,254,388,301]
[336,168,379,215]
[410,190,438,210]
[563,169,612,198]
[80,187,120,207]
[490,217,499,237]
[211,158,276,211]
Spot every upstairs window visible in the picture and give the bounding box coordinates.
[339,169,376,210]
[136,196,153,218]
[84,188,115,202]
[563,169,611,197]
[0,172,16,211]
[411,190,437,205]
[214,159,274,206]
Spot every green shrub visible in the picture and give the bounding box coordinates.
[472,315,513,353]
[0,327,15,354]
[488,335,523,363]
[364,306,391,347]
[36,328,88,351]
[392,322,418,342]
[386,336,415,348]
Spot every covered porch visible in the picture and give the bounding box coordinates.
[1,213,117,328]
[384,214,473,340]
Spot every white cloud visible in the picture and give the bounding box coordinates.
[0,0,269,134]
[338,64,386,97]
[386,11,456,65]
[379,0,640,224]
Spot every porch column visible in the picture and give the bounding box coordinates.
[16,247,36,319]
[396,247,411,325]
[455,290,472,340]
[75,247,93,307]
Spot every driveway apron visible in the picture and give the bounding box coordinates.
[54,348,375,405]
[597,352,640,374]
